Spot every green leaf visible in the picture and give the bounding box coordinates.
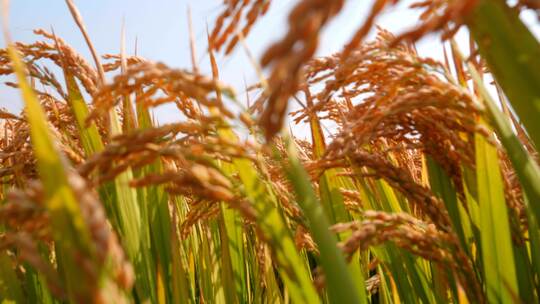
[281,137,365,304]
[63,71,104,155]
[218,128,320,304]
[468,63,540,303]
[219,162,247,303]
[475,125,518,303]
[308,104,369,288]
[465,0,540,148]
[426,157,469,249]
[468,63,540,233]
[8,43,97,301]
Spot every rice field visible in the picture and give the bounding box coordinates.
[1,0,540,303]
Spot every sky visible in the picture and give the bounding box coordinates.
[1,0,538,127]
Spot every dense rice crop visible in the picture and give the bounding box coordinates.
[1,0,540,303]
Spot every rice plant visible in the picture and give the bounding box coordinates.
[0,0,539,303]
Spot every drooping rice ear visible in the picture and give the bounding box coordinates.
[257,0,346,140]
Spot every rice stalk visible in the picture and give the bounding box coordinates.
[0,1,539,303]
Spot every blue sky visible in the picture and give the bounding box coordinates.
[1,1,538,125]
